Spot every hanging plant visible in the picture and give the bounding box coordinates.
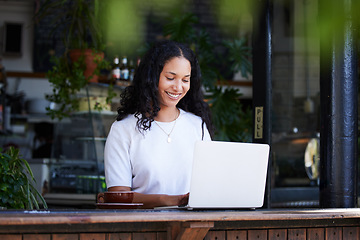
[35,0,115,119]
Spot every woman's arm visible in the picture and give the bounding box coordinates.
[108,186,189,209]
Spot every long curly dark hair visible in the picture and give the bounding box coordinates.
[117,40,214,138]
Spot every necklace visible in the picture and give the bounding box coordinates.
[154,109,180,143]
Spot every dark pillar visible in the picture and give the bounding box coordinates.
[252,0,272,208]
[319,0,358,208]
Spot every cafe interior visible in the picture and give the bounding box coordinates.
[0,0,358,211]
[1,1,360,239]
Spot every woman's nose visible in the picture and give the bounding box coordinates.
[173,79,181,90]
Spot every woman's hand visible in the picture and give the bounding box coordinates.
[160,192,189,207]
[177,192,190,206]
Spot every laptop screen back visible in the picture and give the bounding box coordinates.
[188,141,270,208]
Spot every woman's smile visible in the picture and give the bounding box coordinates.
[165,91,182,99]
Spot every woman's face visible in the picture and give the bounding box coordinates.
[158,56,191,109]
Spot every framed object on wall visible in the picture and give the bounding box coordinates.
[3,22,23,56]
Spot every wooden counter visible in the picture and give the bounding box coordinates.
[0,208,359,240]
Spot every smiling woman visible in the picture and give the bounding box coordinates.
[104,40,214,208]
[157,57,191,120]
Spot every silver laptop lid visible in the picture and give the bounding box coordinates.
[188,141,270,208]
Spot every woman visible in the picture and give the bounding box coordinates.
[104,40,214,208]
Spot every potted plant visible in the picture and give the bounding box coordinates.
[0,147,47,210]
[35,0,115,119]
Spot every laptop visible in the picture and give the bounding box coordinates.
[184,140,270,209]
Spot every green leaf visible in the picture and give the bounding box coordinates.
[0,183,9,191]
[20,158,35,181]
[30,184,48,209]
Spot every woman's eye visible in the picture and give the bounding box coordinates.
[183,79,190,83]
[166,77,174,80]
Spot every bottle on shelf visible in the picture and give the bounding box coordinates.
[136,56,141,67]
[120,56,129,81]
[129,60,135,82]
[111,56,121,83]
